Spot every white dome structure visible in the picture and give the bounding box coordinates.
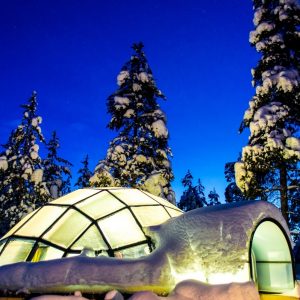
[0,188,182,266]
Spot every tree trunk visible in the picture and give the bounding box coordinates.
[279,165,289,227]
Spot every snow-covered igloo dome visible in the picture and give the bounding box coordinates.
[0,188,182,266]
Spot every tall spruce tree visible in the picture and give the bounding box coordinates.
[178,170,207,211]
[91,43,174,203]
[0,92,49,236]
[75,155,92,188]
[43,131,72,199]
[207,188,221,206]
[235,0,300,226]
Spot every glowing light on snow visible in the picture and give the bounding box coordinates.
[208,264,250,285]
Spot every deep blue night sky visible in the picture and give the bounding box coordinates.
[0,0,259,200]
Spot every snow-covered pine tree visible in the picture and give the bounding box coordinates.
[235,0,300,225]
[288,169,300,241]
[207,188,221,206]
[91,43,174,203]
[75,155,92,188]
[43,131,72,199]
[178,170,207,211]
[0,91,49,236]
[224,161,245,202]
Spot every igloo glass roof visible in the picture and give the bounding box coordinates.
[0,188,182,266]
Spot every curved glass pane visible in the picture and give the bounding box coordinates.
[71,225,108,251]
[252,221,291,261]
[142,191,182,210]
[43,209,90,248]
[16,206,66,237]
[1,210,39,239]
[76,191,125,220]
[0,239,35,266]
[51,189,98,205]
[165,207,183,218]
[98,209,145,248]
[132,206,170,227]
[110,189,157,206]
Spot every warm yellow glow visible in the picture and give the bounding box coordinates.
[208,264,250,284]
[75,191,125,220]
[98,208,145,248]
[170,262,250,286]
[51,189,98,205]
[170,267,206,284]
[0,239,34,266]
[111,189,158,205]
[43,209,91,248]
[2,210,36,239]
[31,247,44,262]
[165,207,183,217]
[132,206,170,227]
[16,206,66,237]
[71,225,107,251]
[0,188,183,266]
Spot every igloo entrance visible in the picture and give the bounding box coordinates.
[250,220,294,293]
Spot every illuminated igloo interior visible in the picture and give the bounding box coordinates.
[0,188,182,266]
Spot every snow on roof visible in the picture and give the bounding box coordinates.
[0,200,291,294]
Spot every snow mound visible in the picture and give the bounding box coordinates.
[128,281,259,300]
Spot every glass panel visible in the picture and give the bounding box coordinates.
[43,209,91,248]
[142,191,182,210]
[110,189,157,206]
[98,209,145,248]
[71,225,108,251]
[16,206,66,237]
[131,206,170,227]
[114,243,150,259]
[165,207,183,218]
[31,243,63,262]
[0,239,34,266]
[1,210,39,239]
[256,262,294,292]
[51,189,99,205]
[252,221,291,261]
[76,191,125,220]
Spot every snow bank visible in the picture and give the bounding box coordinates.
[31,281,259,300]
[127,281,259,300]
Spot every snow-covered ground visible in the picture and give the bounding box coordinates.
[31,281,260,300]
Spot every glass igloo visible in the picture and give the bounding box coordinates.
[0,188,182,266]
